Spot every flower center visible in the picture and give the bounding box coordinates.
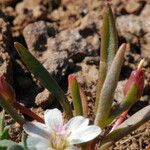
[48,131,70,150]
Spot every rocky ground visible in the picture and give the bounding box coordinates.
[0,0,150,149]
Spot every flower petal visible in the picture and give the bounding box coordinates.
[27,136,51,150]
[68,125,101,144]
[44,108,63,132]
[23,122,49,139]
[66,146,79,150]
[65,116,89,132]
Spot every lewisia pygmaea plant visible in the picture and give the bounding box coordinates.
[0,5,149,150]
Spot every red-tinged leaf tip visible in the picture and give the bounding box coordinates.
[124,69,145,99]
[68,74,76,93]
[68,74,75,81]
[0,75,16,103]
[14,42,19,48]
[14,42,24,52]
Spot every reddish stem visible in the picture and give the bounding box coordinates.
[89,140,97,150]
[110,110,128,132]
[12,101,44,123]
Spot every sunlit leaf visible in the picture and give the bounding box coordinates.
[95,44,126,128]
[95,6,118,112]
[14,42,73,119]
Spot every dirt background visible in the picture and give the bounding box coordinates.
[0,0,150,149]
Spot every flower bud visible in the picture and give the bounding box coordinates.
[0,76,16,103]
[124,69,145,99]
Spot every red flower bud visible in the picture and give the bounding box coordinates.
[124,69,145,99]
[0,76,16,103]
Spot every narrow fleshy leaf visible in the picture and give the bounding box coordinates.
[95,6,118,112]
[0,94,25,126]
[14,42,73,119]
[94,44,126,128]
[99,105,150,150]
[68,75,83,116]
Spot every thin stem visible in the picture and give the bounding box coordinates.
[13,102,44,123]
[110,110,128,132]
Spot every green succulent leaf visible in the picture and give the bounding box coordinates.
[68,75,83,116]
[94,44,126,128]
[14,42,73,119]
[95,6,118,112]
